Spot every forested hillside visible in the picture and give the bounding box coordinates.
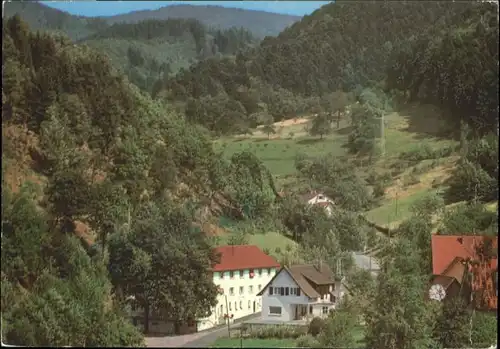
[3,1,108,40]
[156,1,496,135]
[1,16,279,346]
[81,18,258,94]
[104,4,300,38]
[3,2,261,94]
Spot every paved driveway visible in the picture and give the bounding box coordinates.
[146,313,259,348]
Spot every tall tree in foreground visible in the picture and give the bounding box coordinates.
[364,238,437,349]
[108,199,219,334]
[433,297,472,348]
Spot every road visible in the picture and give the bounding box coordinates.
[145,313,259,348]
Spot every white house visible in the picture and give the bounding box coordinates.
[257,263,343,323]
[300,191,335,216]
[197,245,280,331]
[127,245,279,335]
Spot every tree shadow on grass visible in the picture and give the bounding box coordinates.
[295,138,324,145]
[334,125,354,135]
[395,103,456,141]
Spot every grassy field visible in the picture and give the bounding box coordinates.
[211,338,296,348]
[213,231,298,260]
[215,104,462,227]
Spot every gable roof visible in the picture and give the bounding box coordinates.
[431,235,497,275]
[212,245,280,272]
[431,235,498,310]
[257,263,336,298]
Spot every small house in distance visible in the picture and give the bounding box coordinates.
[300,191,335,216]
[257,262,344,323]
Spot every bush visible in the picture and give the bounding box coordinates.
[472,312,497,347]
[296,334,319,348]
[399,144,455,163]
[308,317,325,337]
[250,325,306,339]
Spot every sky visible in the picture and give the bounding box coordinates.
[42,1,331,17]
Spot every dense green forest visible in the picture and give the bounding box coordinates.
[81,18,258,94]
[156,1,498,138]
[1,15,278,346]
[1,0,498,346]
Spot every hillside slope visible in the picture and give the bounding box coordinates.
[80,19,258,93]
[156,1,483,133]
[104,4,300,38]
[3,1,107,40]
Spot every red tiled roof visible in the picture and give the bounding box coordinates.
[212,245,280,272]
[431,235,498,310]
[431,235,497,275]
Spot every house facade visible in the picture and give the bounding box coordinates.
[197,245,280,331]
[257,263,343,323]
[430,235,498,311]
[301,191,335,216]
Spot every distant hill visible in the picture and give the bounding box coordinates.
[3,2,260,94]
[103,4,301,38]
[81,19,258,94]
[3,1,300,40]
[2,1,108,41]
[154,1,496,135]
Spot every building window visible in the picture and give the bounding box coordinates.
[248,300,251,309]
[239,286,244,295]
[229,302,232,311]
[229,271,234,279]
[239,301,243,310]
[267,268,271,275]
[234,302,237,311]
[290,288,296,296]
[280,287,285,295]
[296,288,301,296]
[285,287,289,296]
[258,284,262,291]
[229,287,234,296]
[269,306,282,316]
[249,285,254,294]
[239,270,244,278]
[220,272,224,279]
[249,269,255,278]
[322,307,329,314]
[309,306,313,314]
[269,287,274,295]
[258,269,262,276]
[220,305,223,314]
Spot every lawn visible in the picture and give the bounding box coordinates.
[211,338,296,348]
[213,231,298,260]
[214,132,348,179]
[365,188,440,227]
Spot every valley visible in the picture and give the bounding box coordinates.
[2,1,498,348]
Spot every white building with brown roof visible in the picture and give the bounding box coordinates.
[300,191,335,216]
[257,263,343,323]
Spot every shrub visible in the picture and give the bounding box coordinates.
[250,325,306,339]
[296,334,319,348]
[308,317,325,337]
[472,312,497,347]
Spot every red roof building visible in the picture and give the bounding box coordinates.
[212,245,280,272]
[431,235,498,311]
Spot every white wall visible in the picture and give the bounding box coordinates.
[307,194,335,206]
[198,267,278,331]
[261,269,311,322]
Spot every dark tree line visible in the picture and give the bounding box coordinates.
[154,1,484,134]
